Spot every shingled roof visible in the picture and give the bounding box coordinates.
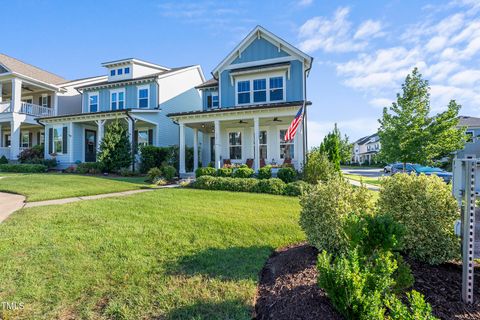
[0,53,67,85]
[458,116,480,128]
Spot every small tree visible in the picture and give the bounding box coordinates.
[98,119,132,173]
[378,68,466,167]
[319,124,342,171]
[303,147,338,184]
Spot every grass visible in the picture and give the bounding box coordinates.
[0,173,149,201]
[343,173,384,186]
[0,188,304,319]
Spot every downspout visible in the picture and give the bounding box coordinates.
[125,110,136,172]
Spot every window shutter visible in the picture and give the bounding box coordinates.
[48,128,53,154]
[207,95,212,108]
[133,130,138,154]
[38,97,42,106]
[148,129,153,145]
[47,95,51,108]
[62,127,68,153]
[29,132,32,148]
[37,132,40,145]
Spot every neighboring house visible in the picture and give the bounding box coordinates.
[0,53,105,161]
[39,58,204,168]
[454,116,480,158]
[168,26,313,175]
[352,133,380,164]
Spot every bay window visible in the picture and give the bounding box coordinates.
[279,129,294,160]
[228,131,242,160]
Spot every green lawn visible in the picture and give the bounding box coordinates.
[343,173,384,186]
[0,188,303,319]
[0,173,148,201]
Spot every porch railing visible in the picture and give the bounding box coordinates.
[0,102,11,113]
[20,102,54,117]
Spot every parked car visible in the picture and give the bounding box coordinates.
[391,163,452,183]
[384,163,397,173]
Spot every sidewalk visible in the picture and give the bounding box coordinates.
[0,192,25,222]
[346,179,380,191]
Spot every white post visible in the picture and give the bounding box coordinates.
[10,119,20,160]
[214,120,221,169]
[128,118,134,146]
[193,128,199,172]
[52,91,58,116]
[0,124,2,147]
[96,120,105,153]
[11,78,22,113]
[0,82,3,102]
[254,117,260,171]
[179,123,186,174]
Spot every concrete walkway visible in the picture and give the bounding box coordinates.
[346,178,380,191]
[0,192,26,222]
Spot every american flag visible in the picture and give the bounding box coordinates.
[284,106,304,141]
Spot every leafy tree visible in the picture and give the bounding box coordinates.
[303,147,339,184]
[98,119,132,173]
[378,68,466,167]
[339,134,352,164]
[319,124,342,170]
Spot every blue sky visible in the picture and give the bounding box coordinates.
[3,0,480,146]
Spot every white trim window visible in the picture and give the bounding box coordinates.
[235,73,286,106]
[41,95,48,108]
[117,68,123,75]
[138,85,149,108]
[110,89,125,110]
[21,131,30,148]
[124,67,130,74]
[279,129,294,160]
[259,130,267,159]
[269,77,284,101]
[212,92,219,108]
[88,92,99,112]
[53,127,63,154]
[237,81,250,104]
[228,131,242,160]
[466,130,474,143]
[138,130,149,147]
[253,79,267,103]
[110,69,116,76]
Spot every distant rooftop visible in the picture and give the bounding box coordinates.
[458,116,480,128]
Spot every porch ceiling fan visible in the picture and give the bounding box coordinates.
[265,117,283,124]
[238,120,248,124]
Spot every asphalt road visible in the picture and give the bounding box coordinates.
[341,167,388,178]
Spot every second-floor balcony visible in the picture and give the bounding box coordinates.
[0,101,55,117]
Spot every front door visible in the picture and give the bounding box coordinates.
[85,130,96,162]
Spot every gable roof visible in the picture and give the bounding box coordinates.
[355,133,379,145]
[101,58,169,71]
[195,78,219,89]
[458,116,480,128]
[0,53,67,85]
[212,25,313,77]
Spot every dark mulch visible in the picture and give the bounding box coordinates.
[255,243,480,320]
[408,258,480,319]
[254,243,343,320]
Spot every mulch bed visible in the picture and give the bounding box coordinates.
[254,243,480,320]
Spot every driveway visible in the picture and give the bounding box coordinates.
[341,167,387,178]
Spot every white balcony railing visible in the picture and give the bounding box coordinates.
[20,102,54,117]
[0,102,11,113]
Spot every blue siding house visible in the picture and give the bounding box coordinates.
[168,26,313,175]
[39,58,204,168]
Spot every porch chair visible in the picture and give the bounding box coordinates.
[246,158,254,168]
[260,158,266,168]
[223,159,231,167]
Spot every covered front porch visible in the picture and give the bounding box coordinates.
[0,121,45,160]
[170,104,306,176]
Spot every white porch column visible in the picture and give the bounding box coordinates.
[10,119,20,160]
[179,123,186,174]
[253,117,260,171]
[0,124,2,147]
[193,128,199,172]
[0,82,3,102]
[95,120,105,152]
[128,118,134,145]
[11,78,22,113]
[52,92,58,116]
[214,120,221,169]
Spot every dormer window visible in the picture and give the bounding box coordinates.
[117,68,123,75]
[110,70,116,76]
[125,67,130,74]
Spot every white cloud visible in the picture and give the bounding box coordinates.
[449,70,480,86]
[297,0,313,7]
[369,98,392,109]
[354,20,384,39]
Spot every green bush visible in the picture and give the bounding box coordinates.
[386,290,438,320]
[216,167,233,177]
[76,162,104,174]
[0,164,47,173]
[147,167,162,182]
[303,149,338,184]
[233,166,254,178]
[161,165,177,180]
[139,146,170,173]
[195,167,216,178]
[257,165,272,179]
[0,155,7,164]
[18,144,44,163]
[299,176,374,254]
[277,167,297,183]
[118,168,136,177]
[254,178,286,195]
[378,173,460,265]
[193,176,258,193]
[98,119,132,173]
[284,180,312,196]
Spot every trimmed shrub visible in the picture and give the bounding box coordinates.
[378,173,460,265]
[284,180,312,196]
[386,290,437,320]
[98,119,132,173]
[254,178,286,195]
[299,176,374,254]
[0,155,8,164]
[147,167,162,182]
[233,166,254,178]
[195,167,216,178]
[193,176,258,193]
[0,164,47,173]
[257,165,272,179]
[27,158,57,168]
[303,149,338,184]
[139,146,170,173]
[216,167,233,177]
[18,144,44,163]
[76,162,104,174]
[118,168,136,177]
[277,167,297,183]
[161,165,177,180]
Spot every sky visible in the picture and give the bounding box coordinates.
[3,0,480,147]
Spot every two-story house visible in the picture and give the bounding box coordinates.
[39,58,204,168]
[352,133,380,164]
[0,53,105,161]
[168,26,313,175]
